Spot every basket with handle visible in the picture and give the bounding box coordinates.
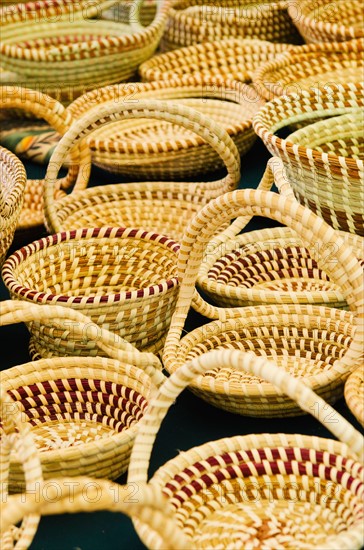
[0,86,91,243]
[160,0,302,52]
[0,299,164,486]
[0,0,170,103]
[253,83,364,235]
[345,366,364,428]
[66,76,261,180]
[161,178,364,416]
[0,145,26,267]
[288,0,364,44]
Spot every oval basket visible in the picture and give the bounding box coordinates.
[0,145,26,266]
[67,77,261,179]
[160,0,302,51]
[288,0,364,43]
[344,366,364,427]
[253,83,364,236]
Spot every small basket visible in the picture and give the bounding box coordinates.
[101,0,157,26]
[0,145,26,266]
[288,0,364,43]
[345,366,364,427]
[160,0,302,51]
[253,83,364,235]
[139,37,293,83]
[67,77,261,179]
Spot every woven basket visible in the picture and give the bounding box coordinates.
[253,83,364,235]
[0,145,26,267]
[288,0,364,43]
[139,37,293,83]
[253,38,364,101]
[43,99,241,241]
[160,0,302,51]
[0,0,170,103]
[67,77,261,179]
[344,366,364,427]
[101,0,157,26]
[161,186,364,417]
[0,86,90,242]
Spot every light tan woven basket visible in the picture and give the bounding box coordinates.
[101,0,157,26]
[43,99,241,241]
[345,366,364,427]
[288,0,364,43]
[0,145,26,266]
[253,83,364,235]
[0,86,90,242]
[139,37,293,83]
[160,0,302,51]
[0,0,170,103]
[161,185,364,417]
[67,77,261,179]
[253,38,364,101]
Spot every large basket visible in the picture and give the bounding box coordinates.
[288,0,364,43]
[139,37,293,83]
[67,77,261,179]
[161,185,364,417]
[345,365,364,427]
[160,0,302,51]
[0,145,26,266]
[0,0,170,103]
[0,86,90,243]
[253,83,364,235]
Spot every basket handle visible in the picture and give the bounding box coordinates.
[128,349,364,486]
[44,98,241,233]
[0,300,165,387]
[0,87,91,196]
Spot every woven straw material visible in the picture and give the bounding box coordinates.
[253,83,364,235]
[162,186,364,417]
[126,350,364,549]
[160,0,302,51]
[67,78,261,179]
[345,366,364,427]
[253,38,364,101]
[139,37,293,83]
[0,87,91,240]
[101,0,157,27]
[288,0,364,43]
[43,99,241,241]
[0,0,170,102]
[0,145,26,267]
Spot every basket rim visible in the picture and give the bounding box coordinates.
[0,145,27,219]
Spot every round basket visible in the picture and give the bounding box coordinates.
[0,86,90,243]
[101,0,157,27]
[344,366,364,427]
[162,187,364,417]
[253,83,364,235]
[288,0,364,43]
[0,145,26,267]
[67,77,261,179]
[253,38,364,101]
[160,0,302,51]
[43,99,241,242]
[2,226,180,356]
[139,37,293,83]
[0,0,170,103]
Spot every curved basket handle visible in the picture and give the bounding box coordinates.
[0,300,164,387]
[128,349,364,486]
[0,87,91,195]
[44,98,241,233]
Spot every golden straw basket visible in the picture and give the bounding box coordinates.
[345,366,364,427]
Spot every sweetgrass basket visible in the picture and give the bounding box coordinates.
[160,0,302,51]
[253,38,364,101]
[288,0,364,43]
[162,185,364,417]
[67,77,261,179]
[0,145,26,267]
[0,86,90,242]
[101,0,157,26]
[139,37,293,83]
[42,99,241,241]
[253,83,364,235]
[0,0,170,103]
[345,366,364,427]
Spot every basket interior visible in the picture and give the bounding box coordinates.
[304,0,363,27]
